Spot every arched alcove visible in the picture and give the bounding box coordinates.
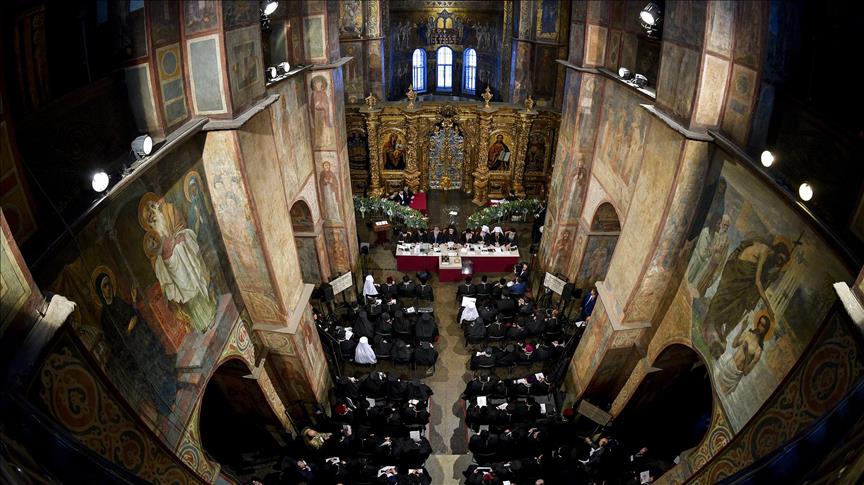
[614,344,713,466]
[290,200,322,283]
[200,359,288,480]
[575,202,621,287]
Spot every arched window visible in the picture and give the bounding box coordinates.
[436,46,453,91]
[463,48,477,94]
[412,48,426,92]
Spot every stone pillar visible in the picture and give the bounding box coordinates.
[472,112,494,205]
[509,0,534,104]
[256,307,331,426]
[512,109,536,198]
[403,112,421,192]
[365,0,386,99]
[297,1,360,275]
[360,105,383,197]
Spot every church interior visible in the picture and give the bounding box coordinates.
[2,1,864,484]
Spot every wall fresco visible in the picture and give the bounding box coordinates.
[686,159,850,432]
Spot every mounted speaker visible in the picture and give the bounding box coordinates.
[360,242,370,255]
[529,243,539,254]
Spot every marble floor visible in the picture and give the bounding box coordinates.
[352,190,538,483]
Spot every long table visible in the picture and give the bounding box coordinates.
[395,244,519,278]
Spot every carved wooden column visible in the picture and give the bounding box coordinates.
[472,111,493,205]
[403,112,421,192]
[513,109,535,198]
[360,101,383,197]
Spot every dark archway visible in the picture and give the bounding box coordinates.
[614,344,713,465]
[290,200,322,283]
[200,359,288,480]
[575,202,621,288]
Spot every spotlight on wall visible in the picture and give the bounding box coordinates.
[131,135,153,160]
[633,74,648,88]
[618,67,633,80]
[266,66,279,81]
[639,2,663,36]
[262,0,279,16]
[277,61,291,75]
[760,150,775,168]
[798,182,814,201]
[92,171,110,192]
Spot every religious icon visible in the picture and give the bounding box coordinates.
[487,134,511,171]
[139,193,216,333]
[320,161,342,222]
[525,134,546,173]
[699,236,792,359]
[716,311,773,395]
[383,133,406,170]
[92,266,177,410]
[311,75,334,147]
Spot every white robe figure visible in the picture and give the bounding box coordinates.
[460,300,479,323]
[363,275,379,304]
[355,336,377,364]
[493,226,504,235]
[145,199,216,332]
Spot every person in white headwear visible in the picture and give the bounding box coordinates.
[460,299,479,324]
[491,226,505,245]
[363,275,379,304]
[479,225,490,245]
[354,336,377,364]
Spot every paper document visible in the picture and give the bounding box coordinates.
[477,396,487,407]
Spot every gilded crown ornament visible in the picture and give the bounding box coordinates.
[406,84,417,109]
[364,92,378,109]
[481,86,493,109]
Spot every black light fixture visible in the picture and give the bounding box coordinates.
[131,134,153,160]
[633,74,648,88]
[260,1,278,32]
[618,67,633,80]
[262,0,279,16]
[639,2,663,37]
[276,61,291,76]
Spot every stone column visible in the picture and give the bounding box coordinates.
[403,111,422,192]
[512,109,535,198]
[472,111,493,205]
[360,104,383,197]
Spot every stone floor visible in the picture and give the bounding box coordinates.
[353,190,538,483]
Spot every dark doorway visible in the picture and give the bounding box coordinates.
[200,359,289,480]
[614,345,713,465]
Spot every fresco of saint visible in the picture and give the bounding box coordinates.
[700,237,791,359]
[140,194,216,333]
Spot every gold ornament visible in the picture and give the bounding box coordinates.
[481,86,493,109]
[524,94,535,111]
[364,92,378,109]
[406,84,417,109]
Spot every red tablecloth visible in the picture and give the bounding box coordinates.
[439,267,463,282]
[396,255,438,273]
[409,192,427,215]
[465,256,519,274]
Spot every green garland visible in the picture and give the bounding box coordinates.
[353,196,428,229]
[466,198,541,229]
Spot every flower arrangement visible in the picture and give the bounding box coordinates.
[466,198,541,229]
[353,196,428,229]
